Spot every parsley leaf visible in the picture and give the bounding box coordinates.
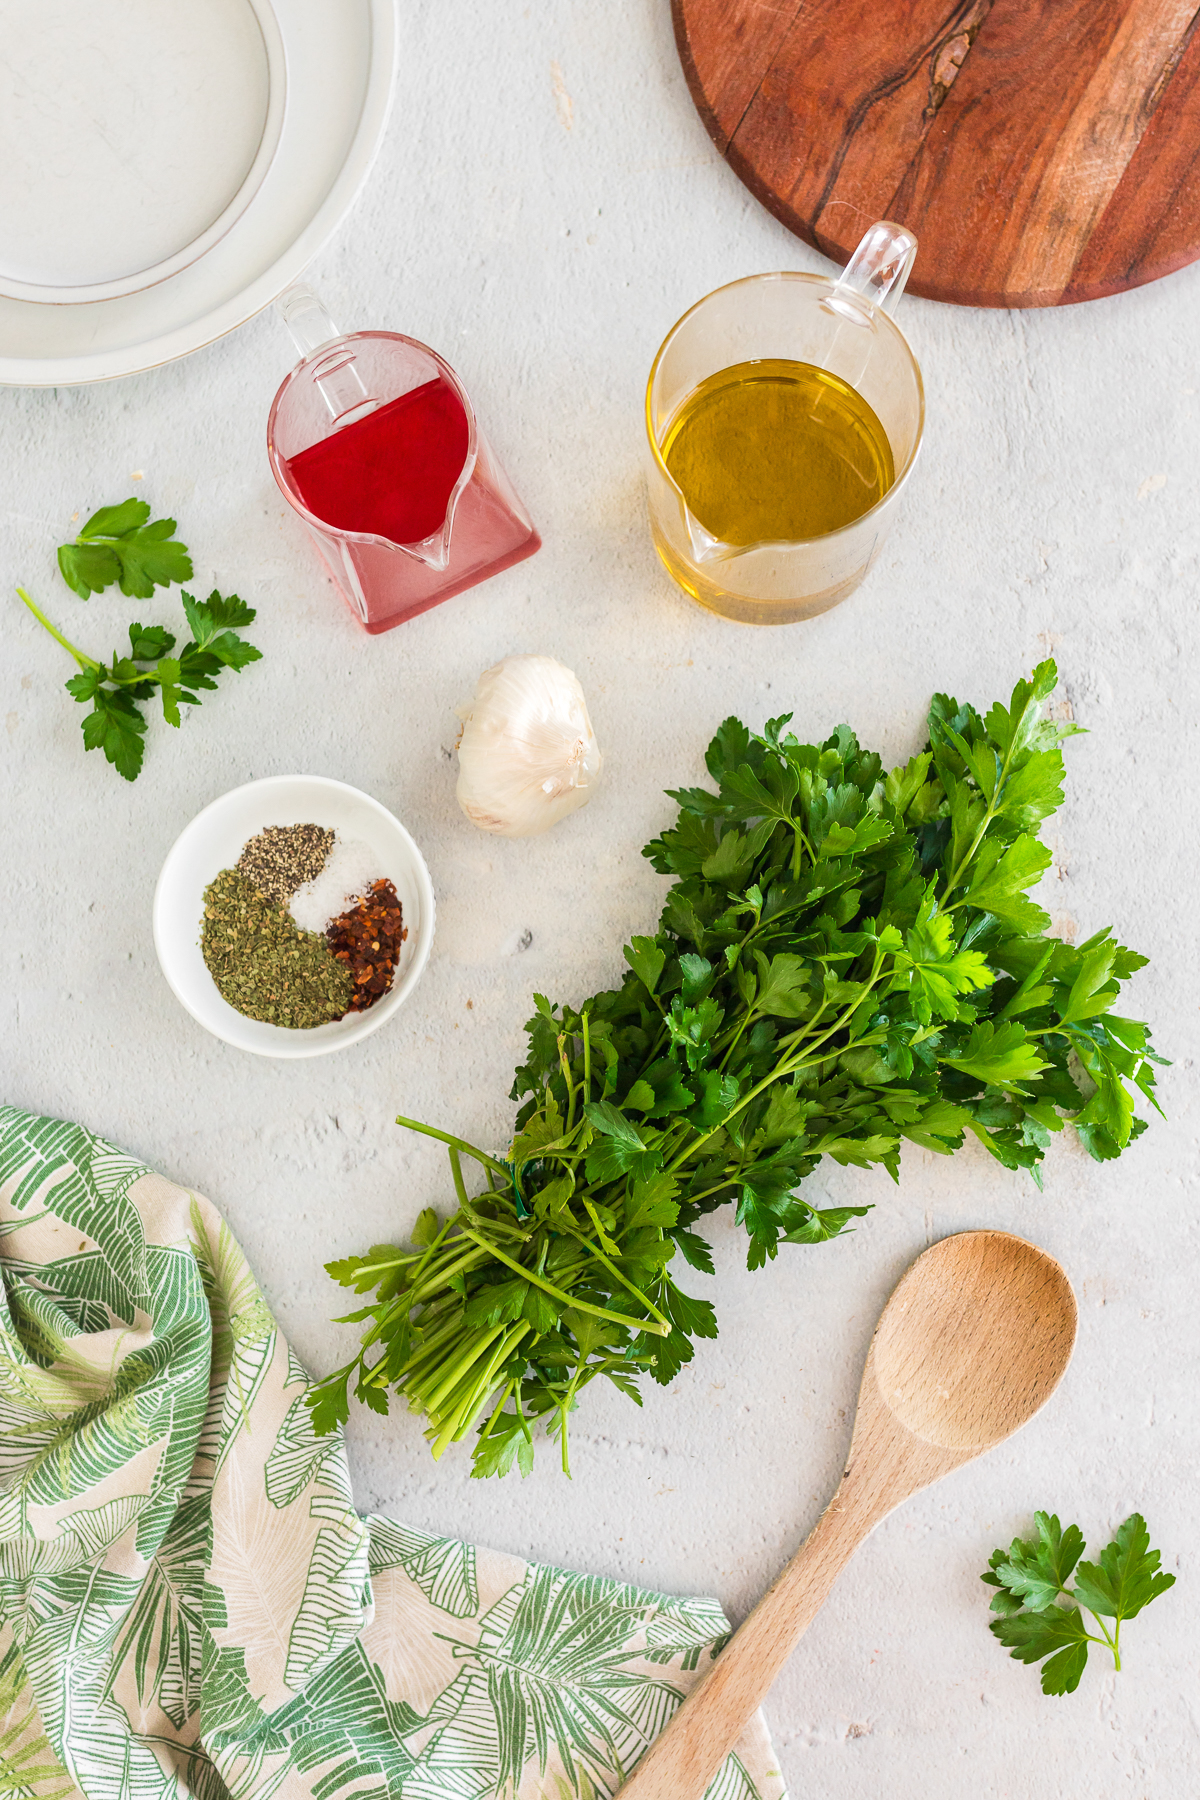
[940,1019,1053,1089]
[990,1606,1092,1695]
[79,687,148,782]
[1071,1512,1177,1622]
[983,1510,1084,1612]
[984,1512,1175,1694]
[57,499,193,599]
[783,1203,872,1244]
[17,585,260,781]
[305,1365,352,1437]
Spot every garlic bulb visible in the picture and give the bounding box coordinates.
[456,654,603,838]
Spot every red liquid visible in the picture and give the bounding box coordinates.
[285,377,470,543]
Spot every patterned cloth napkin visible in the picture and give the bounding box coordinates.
[0,1108,784,1800]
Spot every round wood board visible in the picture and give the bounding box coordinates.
[673,0,1200,308]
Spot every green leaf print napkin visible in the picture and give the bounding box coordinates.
[0,1109,785,1800]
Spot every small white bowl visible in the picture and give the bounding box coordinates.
[154,775,435,1058]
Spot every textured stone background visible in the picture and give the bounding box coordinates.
[1,4,1197,1795]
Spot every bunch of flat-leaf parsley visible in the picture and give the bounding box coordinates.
[309,662,1165,1476]
[17,498,261,781]
[984,1511,1175,1693]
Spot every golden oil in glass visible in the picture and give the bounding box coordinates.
[662,358,895,544]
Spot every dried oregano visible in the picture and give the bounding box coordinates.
[201,869,352,1028]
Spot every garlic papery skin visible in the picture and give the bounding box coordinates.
[456,654,603,838]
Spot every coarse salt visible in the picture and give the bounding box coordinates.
[289,835,385,934]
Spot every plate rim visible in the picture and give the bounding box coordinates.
[0,0,397,387]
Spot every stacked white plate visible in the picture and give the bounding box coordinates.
[0,0,396,384]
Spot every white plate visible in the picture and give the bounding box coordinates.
[153,775,435,1059]
[0,0,396,385]
[0,0,288,305]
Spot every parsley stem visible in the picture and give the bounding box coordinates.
[15,588,100,670]
[395,1115,512,1182]
[557,1356,590,1477]
[401,1316,472,1380]
[476,1379,517,1448]
[718,1008,753,1072]
[414,1324,508,1414]
[398,1214,457,1294]
[678,1178,739,1207]
[558,1034,577,1131]
[564,1224,672,1333]
[430,1324,531,1455]
[443,1154,528,1244]
[779,951,885,1058]
[1087,1608,1120,1668]
[452,1222,670,1337]
[409,1245,489,1303]
[447,1144,470,1211]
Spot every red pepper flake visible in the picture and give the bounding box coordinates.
[326,878,407,1012]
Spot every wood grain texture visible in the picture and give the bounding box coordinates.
[673,0,1200,306]
[616,1232,1077,1800]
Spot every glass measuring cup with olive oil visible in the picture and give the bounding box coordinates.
[646,222,923,625]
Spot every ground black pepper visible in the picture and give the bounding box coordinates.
[202,868,352,1027]
[237,823,333,907]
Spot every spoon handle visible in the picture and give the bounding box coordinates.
[619,1495,864,1800]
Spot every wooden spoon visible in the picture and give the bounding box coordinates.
[619,1229,1077,1800]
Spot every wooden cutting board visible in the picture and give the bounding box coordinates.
[673,0,1200,307]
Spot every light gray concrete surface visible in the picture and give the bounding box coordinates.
[1,5,1196,1796]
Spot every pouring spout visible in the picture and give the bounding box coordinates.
[684,502,732,564]
[404,525,454,571]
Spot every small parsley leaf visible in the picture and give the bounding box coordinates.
[990,1607,1092,1695]
[984,1512,1175,1695]
[127,622,176,661]
[17,576,260,781]
[983,1510,1084,1611]
[306,1367,352,1436]
[79,688,147,782]
[57,499,193,599]
[1071,1512,1177,1622]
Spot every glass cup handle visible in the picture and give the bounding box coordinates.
[832,221,918,317]
[276,281,373,424]
[277,282,343,357]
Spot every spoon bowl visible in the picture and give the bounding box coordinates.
[869,1228,1078,1451]
[619,1230,1077,1800]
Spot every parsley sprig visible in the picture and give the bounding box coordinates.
[984,1511,1175,1693]
[57,498,193,599]
[17,585,261,782]
[309,663,1165,1476]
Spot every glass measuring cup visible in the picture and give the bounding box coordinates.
[268,286,540,634]
[645,222,922,626]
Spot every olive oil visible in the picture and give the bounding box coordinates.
[662,358,895,544]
